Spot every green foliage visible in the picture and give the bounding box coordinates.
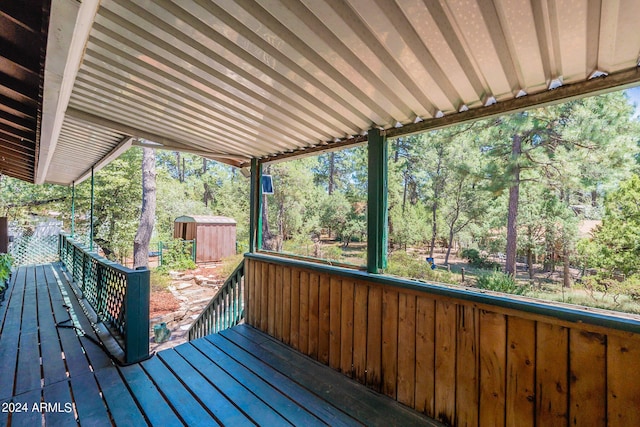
[620,275,640,301]
[150,269,172,292]
[476,272,528,295]
[322,245,343,261]
[0,253,13,291]
[385,251,453,283]
[219,253,245,278]
[591,175,640,276]
[158,239,196,272]
[460,248,500,270]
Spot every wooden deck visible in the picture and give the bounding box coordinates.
[0,263,441,426]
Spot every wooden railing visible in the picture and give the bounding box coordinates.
[188,259,245,340]
[245,253,640,427]
[59,234,150,364]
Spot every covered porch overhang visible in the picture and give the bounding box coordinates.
[3,0,637,185]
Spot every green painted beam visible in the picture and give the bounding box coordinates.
[90,167,94,251]
[71,182,75,238]
[249,158,262,253]
[367,128,388,273]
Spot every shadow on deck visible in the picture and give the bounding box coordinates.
[0,264,441,426]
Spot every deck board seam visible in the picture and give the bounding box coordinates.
[165,347,259,426]
[216,329,365,425]
[154,351,227,425]
[190,338,302,426]
[138,359,193,426]
[199,335,330,426]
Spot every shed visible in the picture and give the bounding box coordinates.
[173,216,237,263]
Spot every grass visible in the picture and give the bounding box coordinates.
[219,253,245,278]
[150,269,172,292]
[385,249,640,316]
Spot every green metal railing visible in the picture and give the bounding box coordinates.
[188,259,245,340]
[59,234,150,364]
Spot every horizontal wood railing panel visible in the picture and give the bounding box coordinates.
[245,253,640,427]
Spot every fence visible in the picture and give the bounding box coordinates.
[188,259,245,340]
[9,219,62,266]
[59,234,150,364]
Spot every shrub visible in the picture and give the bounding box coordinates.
[386,251,452,283]
[323,245,343,261]
[150,269,172,292]
[160,239,196,271]
[476,272,528,295]
[618,275,640,302]
[461,248,500,270]
[219,253,245,278]
[0,253,13,291]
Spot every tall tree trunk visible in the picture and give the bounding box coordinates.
[429,157,443,258]
[203,182,213,207]
[563,244,571,288]
[202,157,208,175]
[526,226,534,280]
[328,152,335,195]
[402,173,408,213]
[133,148,156,269]
[429,198,438,258]
[445,226,455,265]
[505,134,522,277]
[175,152,182,182]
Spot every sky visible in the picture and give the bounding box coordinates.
[625,86,640,118]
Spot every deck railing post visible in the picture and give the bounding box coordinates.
[367,128,388,273]
[125,267,150,364]
[249,158,262,253]
[95,262,105,317]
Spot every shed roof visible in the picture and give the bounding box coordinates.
[3,1,640,184]
[175,215,237,225]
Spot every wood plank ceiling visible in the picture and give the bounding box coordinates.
[2,0,640,185]
[0,0,49,183]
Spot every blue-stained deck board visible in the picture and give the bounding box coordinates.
[94,367,148,426]
[0,267,26,401]
[157,349,255,427]
[141,356,219,426]
[118,363,184,427]
[205,332,361,427]
[70,372,111,427]
[8,389,42,427]
[43,380,77,427]
[36,265,68,387]
[192,337,323,427]
[174,343,290,427]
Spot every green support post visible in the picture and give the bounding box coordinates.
[71,181,75,238]
[90,166,95,251]
[367,128,388,273]
[125,267,150,364]
[158,241,163,266]
[249,158,262,253]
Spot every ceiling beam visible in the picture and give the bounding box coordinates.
[66,107,250,167]
[386,67,640,139]
[260,67,640,165]
[74,136,134,185]
[36,0,100,184]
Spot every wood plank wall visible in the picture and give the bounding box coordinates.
[245,258,640,427]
